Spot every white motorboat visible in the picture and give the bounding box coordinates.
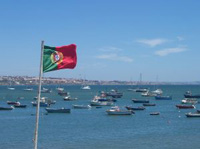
[7,87,15,90]
[63,96,77,101]
[106,106,134,115]
[81,85,91,90]
[90,100,113,106]
[73,104,91,109]
[141,91,156,97]
[181,98,198,105]
[56,87,64,92]
[152,89,163,95]
[46,108,70,113]
[186,112,200,117]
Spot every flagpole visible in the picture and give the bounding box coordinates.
[34,40,44,149]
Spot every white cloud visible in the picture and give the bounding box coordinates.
[137,38,167,47]
[96,54,133,62]
[98,46,122,52]
[155,47,186,56]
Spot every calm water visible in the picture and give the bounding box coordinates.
[0,85,200,149]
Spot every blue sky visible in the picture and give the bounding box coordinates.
[0,0,200,82]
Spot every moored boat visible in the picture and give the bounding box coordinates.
[127,88,135,91]
[46,108,70,113]
[135,88,149,93]
[31,101,50,107]
[106,106,134,115]
[34,96,48,100]
[7,87,15,90]
[141,91,156,97]
[58,91,68,96]
[125,106,145,110]
[7,101,20,105]
[150,112,160,115]
[23,88,33,91]
[134,88,149,93]
[90,100,113,106]
[73,104,91,109]
[56,87,64,92]
[151,89,163,95]
[93,95,116,102]
[155,95,172,100]
[132,99,149,103]
[63,96,77,101]
[184,91,200,98]
[98,98,117,102]
[41,87,52,93]
[0,106,14,110]
[105,89,123,98]
[81,85,91,90]
[14,104,27,108]
[181,98,198,105]
[143,103,156,106]
[185,112,200,117]
[176,104,195,109]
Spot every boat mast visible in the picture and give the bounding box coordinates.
[34,40,44,149]
[140,73,142,85]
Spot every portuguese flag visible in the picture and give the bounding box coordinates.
[43,44,77,73]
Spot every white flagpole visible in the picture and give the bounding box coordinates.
[34,40,44,149]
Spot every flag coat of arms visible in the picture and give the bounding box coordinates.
[43,44,77,72]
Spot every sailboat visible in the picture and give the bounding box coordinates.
[134,73,148,92]
[7,87,15,90]
[127,77,135,91]
[7,80,15,90]
[151,76,163,95]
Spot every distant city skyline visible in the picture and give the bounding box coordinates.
[1,0,200,82]
[1,76,200,86]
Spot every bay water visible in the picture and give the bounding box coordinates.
[0,85,200,149]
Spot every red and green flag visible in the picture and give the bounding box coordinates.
[43,44,77,73]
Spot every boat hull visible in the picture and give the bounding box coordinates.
[106,110,133,115]
[46,108,70,113]
[150,112,160,115]
[186,113,200,117]
[125,106,145,110]
[184,95,200,98]
[176,105,195,109]
[73,105,91,109]
[0,107,13,110]
[90,101,113,106]
[132,99,149,103]
[63,96,77,101]
[155,96,172,100]
[143,103,156,106]
[14,105,27,108]
[7,101,20,105]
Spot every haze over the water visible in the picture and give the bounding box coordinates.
[0,0,199,82]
